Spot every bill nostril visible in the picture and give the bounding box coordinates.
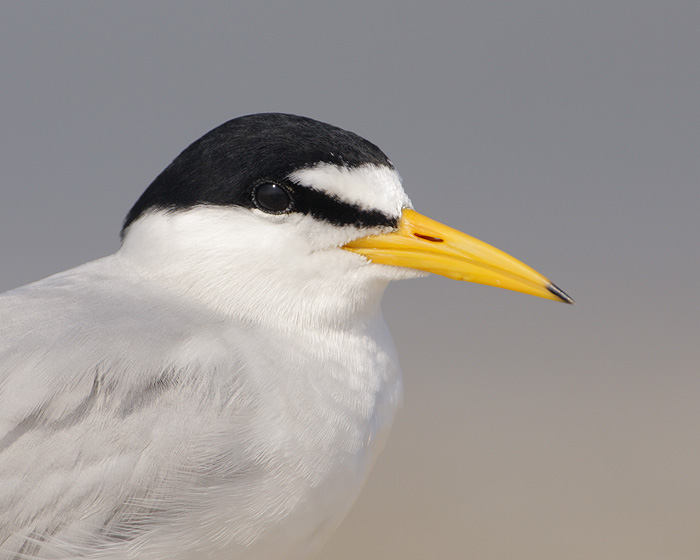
[414,233,444,243]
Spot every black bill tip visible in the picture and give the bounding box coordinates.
[547,283,575,304]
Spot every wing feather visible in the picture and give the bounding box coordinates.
[0,256,257,558]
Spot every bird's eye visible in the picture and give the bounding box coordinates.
[253,183,293,214]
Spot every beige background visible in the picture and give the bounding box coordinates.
[1,2,699,559]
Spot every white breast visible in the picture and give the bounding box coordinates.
[122,316,402,560]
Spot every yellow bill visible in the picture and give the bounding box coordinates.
[343,208,573,304]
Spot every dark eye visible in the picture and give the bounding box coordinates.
[253,182,293,214]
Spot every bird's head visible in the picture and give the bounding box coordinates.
[119,113,571,325]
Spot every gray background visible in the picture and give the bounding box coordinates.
[1,2,699,559]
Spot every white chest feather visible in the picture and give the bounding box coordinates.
[104,316,403,560]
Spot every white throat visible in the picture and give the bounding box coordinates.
[117,206,411,332]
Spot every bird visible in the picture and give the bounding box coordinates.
[0,113,572,560]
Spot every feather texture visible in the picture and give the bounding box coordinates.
[0,199,410,559]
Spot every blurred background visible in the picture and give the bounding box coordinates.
[1,2,698,559]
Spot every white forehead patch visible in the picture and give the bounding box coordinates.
[288,163,412,218]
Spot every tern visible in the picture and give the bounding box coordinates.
[0,113,572,559]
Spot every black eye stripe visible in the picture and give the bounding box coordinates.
[287,184,398,229]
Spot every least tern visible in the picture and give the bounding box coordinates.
[0,113,572,559]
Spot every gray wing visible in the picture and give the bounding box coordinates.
[0,256,259,558]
